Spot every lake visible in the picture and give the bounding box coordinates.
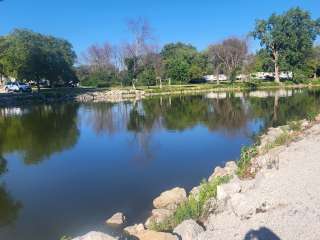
[0,89,320,240]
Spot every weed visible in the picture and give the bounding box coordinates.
[288,121,302,131]
[150,176,231,232]
[236,146,258,178]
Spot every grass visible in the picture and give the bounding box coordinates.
[150,175,231,232]
[288,121,302,131]
[60,236,71,240]
[236,146,258,179]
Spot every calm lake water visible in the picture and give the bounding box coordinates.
[0,89,320,240]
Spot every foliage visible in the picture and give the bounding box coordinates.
[236,146,258,178]
[150,176,231,232]
[252,7,320,82]
[0,29,77,89]
[60,236,72,240]
[288,121,302,131]
[161,42,206,84]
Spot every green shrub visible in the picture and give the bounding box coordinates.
[307,111,318,121]
[60,236,71,240]
[150,176,231,232]
[288,121,302,131]
[236,146,258,178]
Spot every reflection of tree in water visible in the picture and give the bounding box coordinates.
[84,102,131,135]
[0,157,21,228]
[127,101,163,163]
[0,184,22,228]
[250,90,320,128]
[0,104,80,165]
[0,156,7,176]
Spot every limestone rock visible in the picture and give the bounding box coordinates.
[106,212,126,225]
[145,209,174,228]
[217,181,241,201]
[124,224,145,236]
[208,161,237,182]
[189,186,201,201]
[125,224,177,240]
[72,231,118,240]
[229,193,256,220]
[153,187,187,210]
[173,220,204,240]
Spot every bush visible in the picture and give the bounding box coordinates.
[150,176,231,232]
[307,111,318,121]
[236,146,258,178]
[288,121,302,131]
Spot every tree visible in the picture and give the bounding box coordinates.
[306,46,320,79]
[207,38,248,82]
[0,29,77,91]
[124,17,155,88]
[161,42,204,84]
[252,7,320,82]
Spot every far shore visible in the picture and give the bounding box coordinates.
[1,81,320,108]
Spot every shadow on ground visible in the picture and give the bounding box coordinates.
[244,227,281,240]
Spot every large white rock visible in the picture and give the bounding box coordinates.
[72,231,118,240]
[208,161,237,182]
[173,220,204,240]
[229,193,256,220]
[106,212,126,225]
[153,187,187,210]
[145,209,174,228]
[124,223,177,240]
[217,181,242,201]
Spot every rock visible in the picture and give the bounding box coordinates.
[189,186,201,201]
[224,161,238,175]
[153,187,187,210]
[229,193,257,220]
[208,167,227,182]
[145,209,174,228]
[125,224,177,240]
[208,161,237,182]
[106,212,126,225]
[259,127,284,151]
[173,220,204,240]
[124,224,145,236]
[71,231,118,240]
[217,181,242,201]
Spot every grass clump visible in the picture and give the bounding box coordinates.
[236,146,258,179]
[150,176,231,232]
[307,111,318,121]
[60,236,71,240]
[288,121,302,131]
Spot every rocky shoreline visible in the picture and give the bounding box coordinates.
[71,115,320,240]
[0,83,319,108]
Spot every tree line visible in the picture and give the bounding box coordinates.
[0,7,319,90]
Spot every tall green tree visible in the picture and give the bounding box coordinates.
[161,42,205,84]
[252,7,320,82]
[0,29,77,91]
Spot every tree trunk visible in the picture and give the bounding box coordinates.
[273,52,280,83]
[132,79,136,90]
[37,81,40,93]
[314,72,317,79]
[272,92,279,123]
[159,77,162,89]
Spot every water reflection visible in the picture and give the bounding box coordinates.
[0,104,80,165]
[0,89,319,240]
[0,184,22,228]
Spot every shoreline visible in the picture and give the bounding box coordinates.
[70,114,320,240]
[1,82,320,108]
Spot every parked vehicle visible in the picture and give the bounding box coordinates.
[5,82,32,93]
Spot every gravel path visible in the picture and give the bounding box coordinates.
[197,123,320,240]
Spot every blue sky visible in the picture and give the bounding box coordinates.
[0,0,319,54]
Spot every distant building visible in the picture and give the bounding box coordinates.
[204,74,228,82]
